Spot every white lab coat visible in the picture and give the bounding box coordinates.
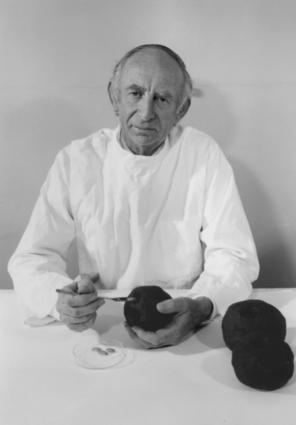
[8,125,259,324]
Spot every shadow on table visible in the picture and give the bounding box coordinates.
[104,318,227,356]
[193,319,225,350]
[166,322,225,357]
[90,305,227,356]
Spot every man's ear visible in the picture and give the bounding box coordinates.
[107,81,119,116]
[175,98,191,124]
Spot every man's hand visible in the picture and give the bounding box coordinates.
[56,278,105,332]
[124,297,213,349]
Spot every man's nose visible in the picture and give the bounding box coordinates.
[138,97,155,121]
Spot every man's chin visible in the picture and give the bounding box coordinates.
[122,128,164,151]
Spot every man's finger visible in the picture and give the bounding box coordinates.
[67,313,97,332]
[80,273,100,285]
[77,279,95,294]
[61,280,96,295]
[59,297,104,316]
[65,292,102,307]
[131,326,159,345]
[131,325,175,347]
[60,312,97,324]
[68,298,105,316]
[156,297,186,314]
[124,323,152,349]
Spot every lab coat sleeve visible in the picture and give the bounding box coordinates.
[8,147,75,321]
[188,142,259,316]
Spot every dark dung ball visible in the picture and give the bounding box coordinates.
[232,333,294,391]
[124,286,176,332]
[222,300,286,351]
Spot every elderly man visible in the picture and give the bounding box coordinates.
[8,45,259,348]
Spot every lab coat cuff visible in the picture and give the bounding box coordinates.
[49,305,61,321]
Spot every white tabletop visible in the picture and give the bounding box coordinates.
[1,289,295,425]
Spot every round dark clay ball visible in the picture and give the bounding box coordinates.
[222,300,286,351]
[232,334,294,391]
[124,286,176,332]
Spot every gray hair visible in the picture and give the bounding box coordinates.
[108,44,192,113]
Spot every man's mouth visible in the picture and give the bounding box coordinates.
[133,126,155,132]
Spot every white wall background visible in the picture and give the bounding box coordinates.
[1,0,296,289]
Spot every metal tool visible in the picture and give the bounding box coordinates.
[56,289,134,302]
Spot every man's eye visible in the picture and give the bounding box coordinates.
[155,96,170,108]
[156,96,168,104]
[130,92,141,97]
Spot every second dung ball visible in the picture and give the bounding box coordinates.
[232,333,294,391]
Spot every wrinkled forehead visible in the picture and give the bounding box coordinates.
[120,49,185,91]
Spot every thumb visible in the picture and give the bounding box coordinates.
[77,279,95,294]
[157,298,186,314]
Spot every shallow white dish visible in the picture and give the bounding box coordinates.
[73,338,126,369]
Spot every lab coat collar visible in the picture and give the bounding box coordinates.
[112,126,170,169]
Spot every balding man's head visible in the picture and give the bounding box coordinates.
[108,45,192,156]
[108,44,192,113]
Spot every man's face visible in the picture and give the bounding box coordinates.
[114,49,186,155]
